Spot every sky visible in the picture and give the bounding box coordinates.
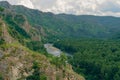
[0,0,120,16]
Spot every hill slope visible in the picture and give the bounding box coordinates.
[0,5,84,80]
[7,2,120,40]
[1,1,120,41]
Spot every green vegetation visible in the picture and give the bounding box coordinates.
[0,39,5,45]
[4,14,30,39]
[0,76,3,80]
[0,7,4,12]
[26,41,46,53]
[50,53,67,68]
[1,9,47,54]
[1,1,120,80]
[0,22,5,45]
[18,6,120,79]
[14,14,25,25]
[13,5,120,40]
[0,73,3,80]
[26,61,47,80]
[26,61,40,80]
[1,1,120,40]
[54,39,120,80]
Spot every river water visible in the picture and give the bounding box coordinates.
[44,43,72,57]
[44,43,62,56]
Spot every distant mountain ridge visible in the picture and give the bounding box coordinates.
[0,1,120,40]
[1,1,120,80]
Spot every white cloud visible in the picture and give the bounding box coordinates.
[17,0,34,9]
[1,0,120,16]
[0,0,34,9]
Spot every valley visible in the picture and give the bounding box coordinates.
[0,1,120,80]
[0,1,85,80]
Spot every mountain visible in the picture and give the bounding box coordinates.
[1,1,120,41]
[1,1,120,80]
[0,1,85,80]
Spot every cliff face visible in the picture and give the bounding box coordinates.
[0,16,84,80]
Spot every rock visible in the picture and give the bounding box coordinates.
[0,50,3,58]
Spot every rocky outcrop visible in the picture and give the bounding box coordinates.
[2,24,13,43]
[0,44,85,80]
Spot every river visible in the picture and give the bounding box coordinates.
[44,43,62,56]
[44,43,72,57]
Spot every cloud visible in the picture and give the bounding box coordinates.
[99,0,120,13]
[17,0,34,9]
[1,0,120,16]
[0,0,34,9]
[30,0,56,9]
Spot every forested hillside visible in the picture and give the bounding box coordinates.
[54,39,120,80]
[1,1,120,40]
[1,1,120,80]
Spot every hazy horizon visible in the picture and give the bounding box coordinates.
[0,0,120,17]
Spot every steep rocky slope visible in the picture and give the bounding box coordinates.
[0,10,85,80]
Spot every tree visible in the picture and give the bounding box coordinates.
[0,7,4,12]
[59,53,67,67]
[26,61,40,80]
[0,74,3,80]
